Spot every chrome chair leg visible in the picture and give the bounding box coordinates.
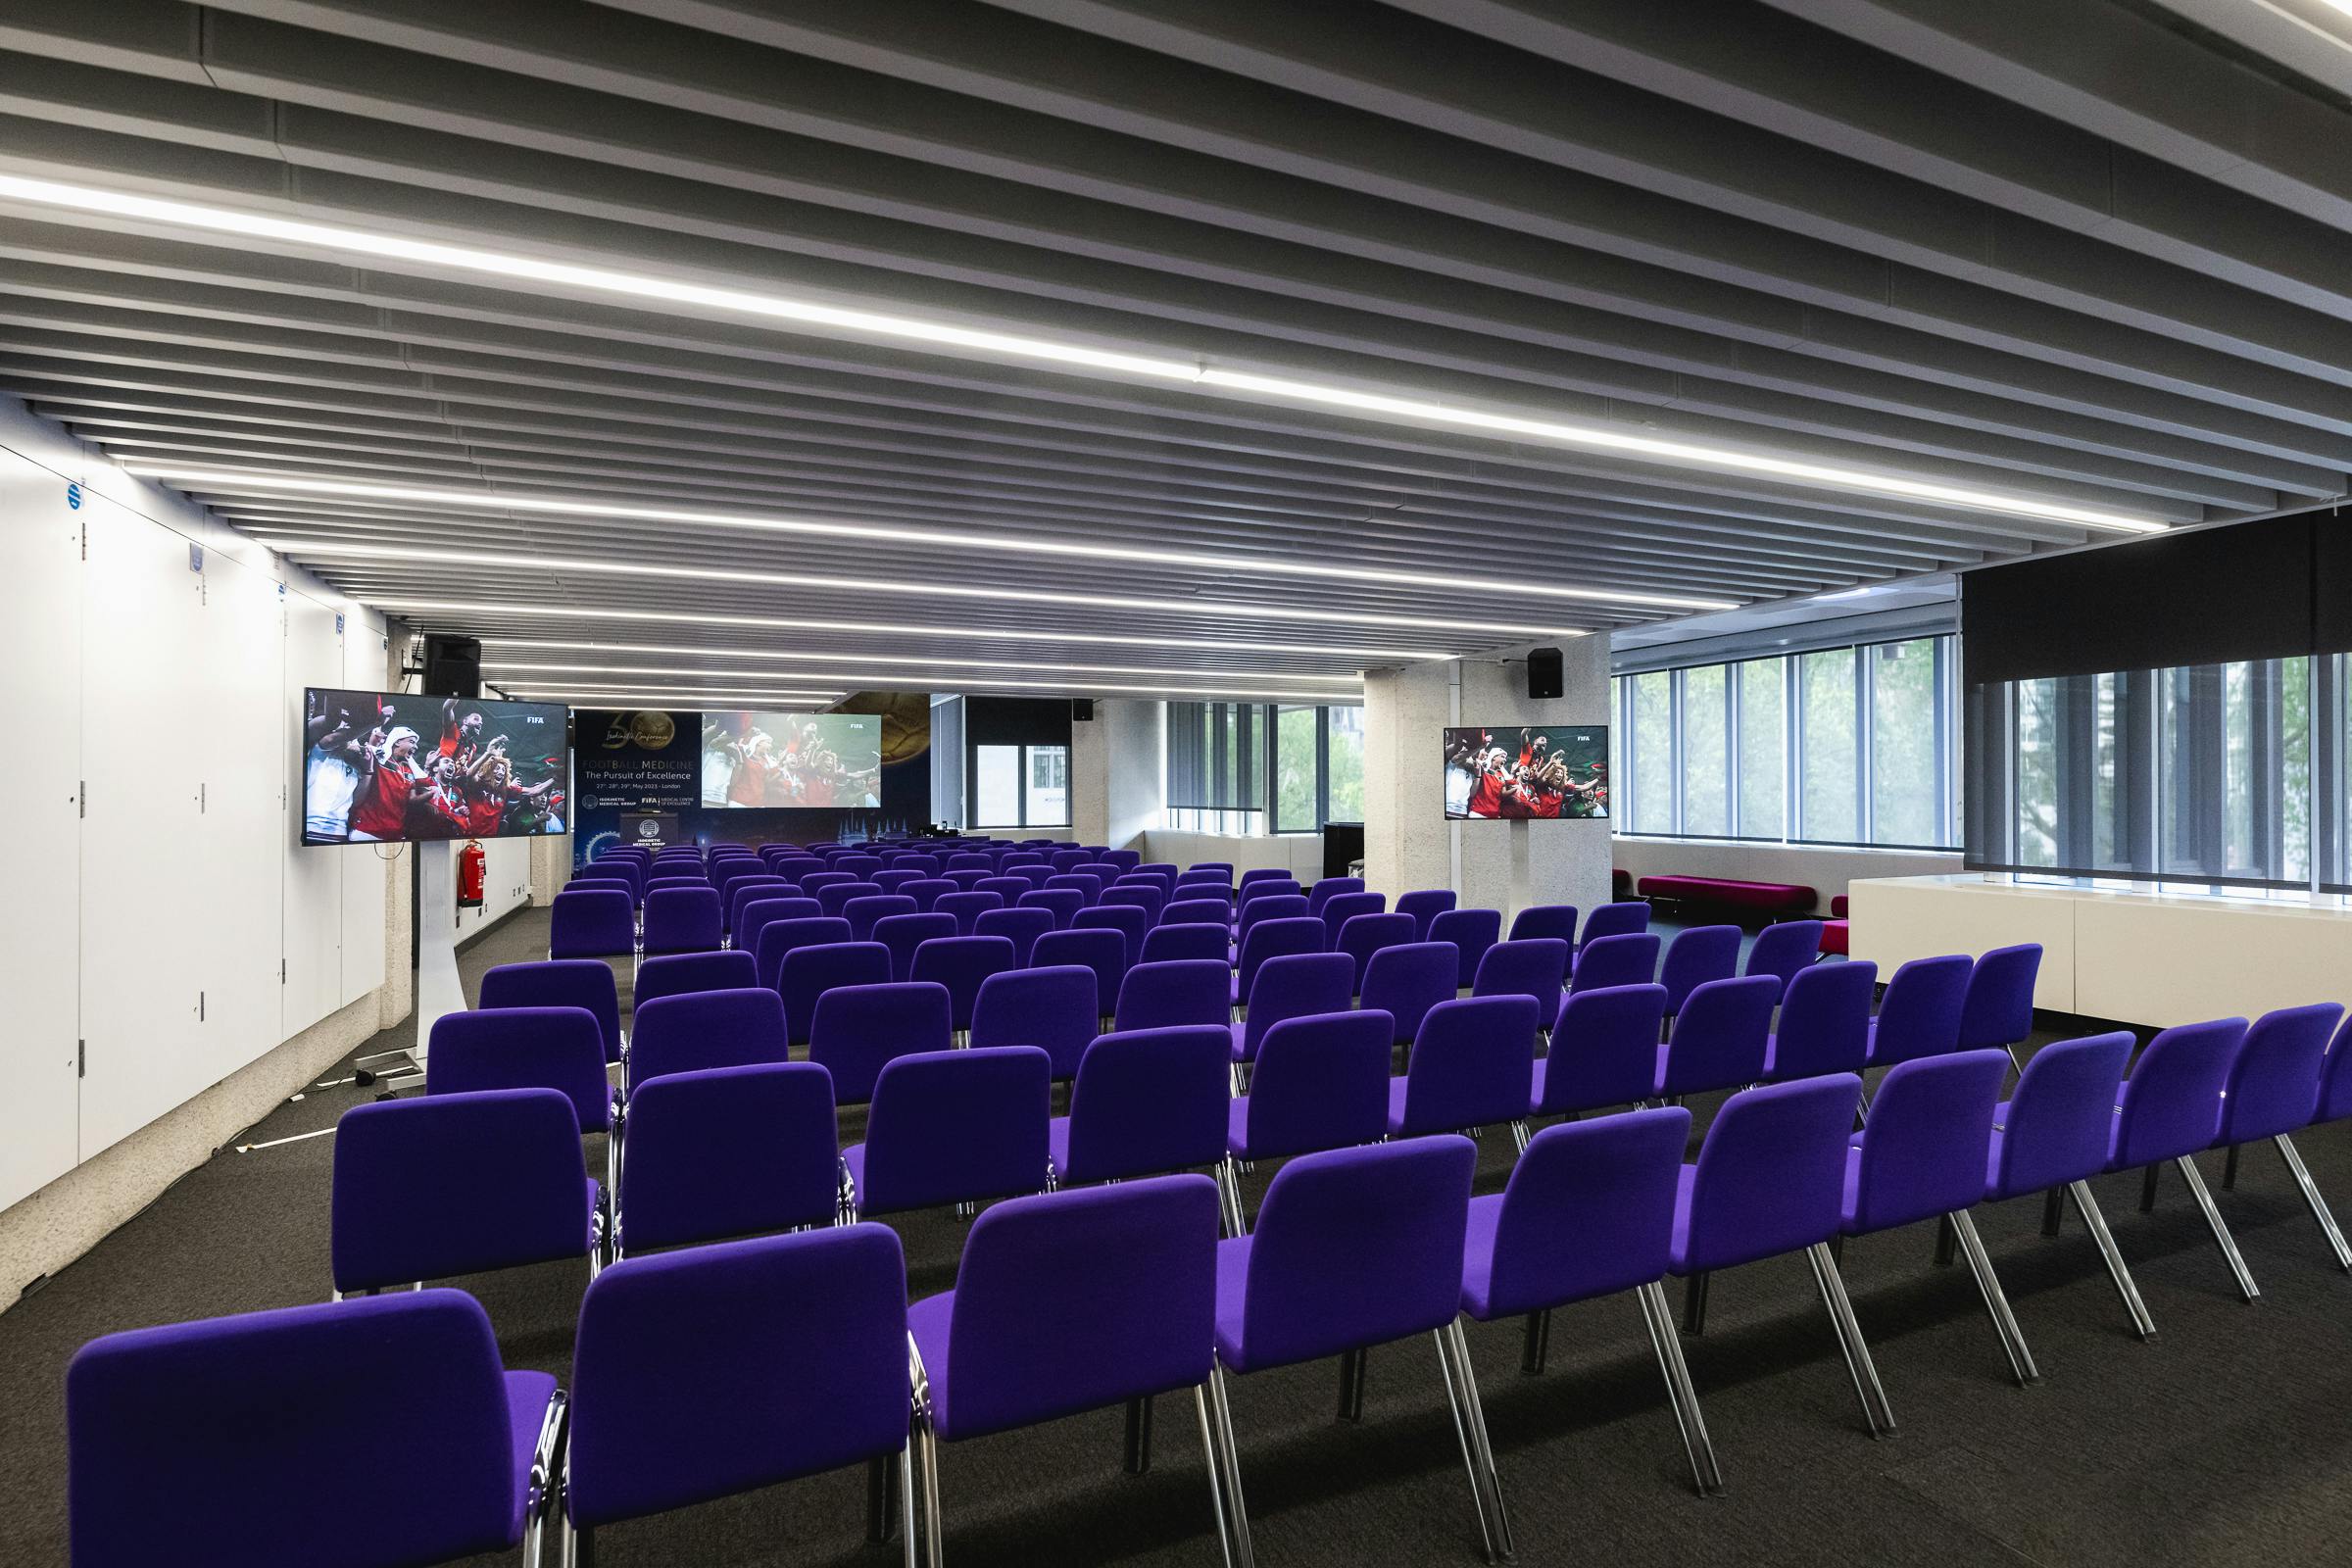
[1123,1395,1153,1475]
[899,1438,917,1568]
[1509,1120,1532,1154]
[1636,1280,1723,1495]
[1445,1319,1515,1562]
[1191,1384,1239,1568]
[1217,1158,1249,1238]
[2067,1180,2156,1341]
[1947,1210,2037,1386]
[1431,1328,1504,1564]
[1519,1308,1550,1376]
[1806,1242,1895,1438]
[1337,1347,1367,1423]
[1205,1366,1255,1568]
[2274,1135,2352,1272]
[2174,1155,2260,1301]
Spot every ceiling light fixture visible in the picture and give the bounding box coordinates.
[484,662,1360,701]
[479,636,1365,683]
[0,174,2166,537]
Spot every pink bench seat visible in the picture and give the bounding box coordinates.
[1635,874,1818,916]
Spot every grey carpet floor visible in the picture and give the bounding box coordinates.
[6,908,2352,1567]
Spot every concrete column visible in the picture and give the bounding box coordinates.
[1070,699,1164,849]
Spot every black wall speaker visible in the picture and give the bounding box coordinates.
[420,634,482,699]
[1072,698,1096,721]
[1526,645,1564,700]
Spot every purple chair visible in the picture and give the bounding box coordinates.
[816,880,885,919]
[1233,951,1357,1077]
[933,890,1004,935]
[1394,888,1456,941]
[1052,1026,1231,1185]
[1234,914,1325,1008]
[626,987,791,1092]
[875,911,957,983]
[564,1227,908,1559]
[1389,995,1540,1140]
[976,906,1054,967]
[977,875,1031,906]
[612,1063,840,1255]
[721,876,790,936]
[905,877,958,912]
[1984,1031,2149,1338]
[779,941,892,1053]
[906,1177,1236,1563]
[844,1047,1054,1219]
[1764,960,1878,1082]
[1238,866,1288,890]
[1303,876,1365,920]
[1567,932,1658,996]
[1076,901,1152,960]
[799,870,856,901]
[1430,907,1501,990]
[1102,883,1167,923]
[1235,896,1313,968]
[910,934,1018,1035]
[632,950,756,1009]
[481,959,622,1064]
[68,1291,564,1568]
[550,888,635,961]
[1528,983,1670,1134]
[739,896,823,950]
[1864,955,1974,1068]
[871,869,923,897]
[1134,862,1180,887]
[1221,1011,1395,1230]
[836,854,883,880]
[1018,888,1087,930]
[1213,1136,1507,1562]
[754,915,854,1000]
[426,1007,613,1144]
[570,867,640,906]
[1161,897,1232,929]
[1461,1105,1719,1494]
[1032,927,1128,1024]
[971,964,1101,1080]
[642,886,722,957]
[332,1089,602,1295]
[1842,1051,2034,1385]
[1317,891,1386,947]
[1050,849,1091,872]
[1237,877,1302,915]
[808,983,951,1108]
[1669,1075,1890,1437]
[845,893,918,945]
[1141,922,1230,965]
[2217,1004,2351,1271]
[1745,919,1826,999]
[1507,905,1578,945]
[1360,942,1459,1051]
[1659,925,1742,1018]
[647,867,709,890]
[1654,975,1780,1101]
[1114,958,1231,1033]
[945,854,992,873]
[944,869,992,892]
[1580,901,1650,950]
[1472,937,1572,1011]
[1337,910,1415,995]
[1043,872,1100,907]
[1100,848,1143,872]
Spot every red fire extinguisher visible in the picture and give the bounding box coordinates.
[458,839,487,908]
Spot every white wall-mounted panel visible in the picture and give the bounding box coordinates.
[195,556,288,1095]
[0,447,85,1210]
[282,590,344,1038]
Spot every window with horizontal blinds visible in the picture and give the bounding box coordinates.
[1165,702,1267,817]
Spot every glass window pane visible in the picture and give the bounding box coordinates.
[2223,662,2255,874]
[1631,670,1674,832]
[1275,706,1318,831]
[973,744,1019,827]
[1800,650,1858,842]
[2284,657,2311,885]
[1737,658,1784,839]
[2014,678,2058,868]
[1026,744,1068,826]
[1868,639,1937,845]
[1682,664,1728,836]
[1325,705,1364,822]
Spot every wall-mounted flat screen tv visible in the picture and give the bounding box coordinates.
[302,688,569,845]
[1444,725,1609,820]
[702,710,884,808]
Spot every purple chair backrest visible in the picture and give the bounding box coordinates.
[1358,941,1457,1047]
[975,907,1054,968]
[977,876,1030,905]
[857,1047,1053,1214]
[550,888,635,960]
[836,855,883,879]
[1304,876,1365,919]
[933,890,1004,935]
[1239,952,1357,1062]
[68,1290,525,1566]
[799,870,856,898]
[628,987,792,1091]
[809,980,955,1104]
[904,877,957,911]
[1678,1076,1861,1273]
[1113,958,1230,1033]
[2220,1004,2343,1144]
[1075,902,1150,958]
[1869,954,1974,1066]
[779,941,892,1051]
[2112,1016,2249,1167]
[643,886,722,956]
[1989,1032,2132,1198]
[1475,937,1572,1005]
[1050,849,1090,872]
[1101,849,1143,872]
[1567,933,1656,995]
[1656,975,1780,1099]
[1140,922,1229,965]
[844,894,918,945]
[569,1228,906,1529]
[1536,983,1670,1116]
[1482,1106,1691,1314]
[934,1176,1219,1441]
[1744,919,1826,998]
[1507,905,1578,945]
[1239,1010,1394,1157]
[1237,915,1326,1001]
[753,916,853,999]
[1318,891,1386,943]
[1018,888,1086,929]
[1044,873,1099,906]
[722,877,793,935]
[1395,888,1457,941]
[971,964,1102,1079]
[1101,884,1167,922]
[481,958,622,1063]
[1238,866,1289,889]
[1229,1136,1476,1370]
[1160,898,1230,928]
[1659,925,1742,1014]
[871,869,923,896]
[571,867,641,906]
[1059,1026,1232,1183]
[740,897,824,950]
[1239,878,1302,911]
[1582,902,1650,945]
[1846,1051,2008,1233]
[946,854,992,872]
[613,1063,841,1253]
[1237,895,1311,954]
[1767,959,1877,1080]
[874,912,957,983]
[1032,928,1127,1021]
[909,935,1019,1030]
[426,1005,610,1133]
[1337,911,1416,993]
[634,950,758,1009]
[815,881,885,918]
[1394,996,1539,1135]
[331,1089,589,1291]
[1430,907,1501,989]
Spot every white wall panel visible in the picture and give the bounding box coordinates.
[196,559,289,1097]
[338,621,389,1005]
[281,588,344,1038]
[0,448,85,1210]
